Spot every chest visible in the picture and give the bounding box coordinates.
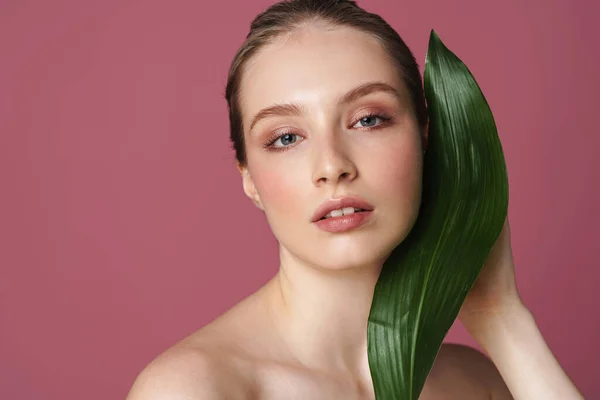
[255,365,375,400]
[252,365,463,400]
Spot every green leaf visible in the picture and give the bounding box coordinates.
[367,30,509,399]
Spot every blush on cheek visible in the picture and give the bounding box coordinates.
[253,168,302,216]
[382,139,422,182]
[378,143,423,213]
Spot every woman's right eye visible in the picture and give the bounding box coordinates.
[269,133,301,150]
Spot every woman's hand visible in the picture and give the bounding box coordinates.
[458,217,524,333]
[456,217,584,399]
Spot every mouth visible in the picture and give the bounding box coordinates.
[313,208,374,233]
[311,195,375,226]
[318,207,368,220]
[311,196,374,233]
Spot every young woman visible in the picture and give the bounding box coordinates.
[127,1,583,398]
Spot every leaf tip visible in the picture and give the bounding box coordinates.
[428,29,445,51]
[429,29,439,41]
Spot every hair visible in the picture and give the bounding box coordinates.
[224,0,428,166]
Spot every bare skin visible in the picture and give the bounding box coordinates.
[127,24,583,400]
[126,280,508,399]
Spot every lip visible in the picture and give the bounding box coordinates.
[311,195,375,223]
[313,210,374,233]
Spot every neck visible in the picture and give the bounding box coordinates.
[265,246,383,376]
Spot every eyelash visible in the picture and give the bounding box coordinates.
[262,111,394,152]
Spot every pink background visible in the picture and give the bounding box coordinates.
[1,0,598,398]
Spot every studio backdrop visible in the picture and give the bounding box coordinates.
[1,0,598,398]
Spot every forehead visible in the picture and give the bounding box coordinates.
[239,25,407,124]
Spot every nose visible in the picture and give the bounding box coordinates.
[311,134,358,187]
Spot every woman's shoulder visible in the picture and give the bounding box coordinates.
[126,283,511,400]
[126,290,273,400]
[125,340,510,400]
[420,343,512,399]
[125,339,256,399]
[125,314,264,400]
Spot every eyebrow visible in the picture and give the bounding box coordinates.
[248,81,403,133]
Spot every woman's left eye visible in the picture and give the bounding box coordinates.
[351,113,391,129]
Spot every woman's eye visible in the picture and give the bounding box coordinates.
[272,133,299,148]
[352,114,385,128]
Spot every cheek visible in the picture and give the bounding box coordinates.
[392,150,422,189]
[371,138,423,209]
[252,163,305,215]
[379,135,422,183]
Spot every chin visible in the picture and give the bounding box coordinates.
[276,216,414,271]
[307,236,399,271]
[316,256,387,271]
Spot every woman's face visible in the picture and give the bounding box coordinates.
[238,25,425,271]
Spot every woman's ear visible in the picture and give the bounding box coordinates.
[236,161,264,211]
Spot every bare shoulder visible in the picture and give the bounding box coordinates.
[126,340,258,400]
[126,291,269,400]
[421,343,513,400]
